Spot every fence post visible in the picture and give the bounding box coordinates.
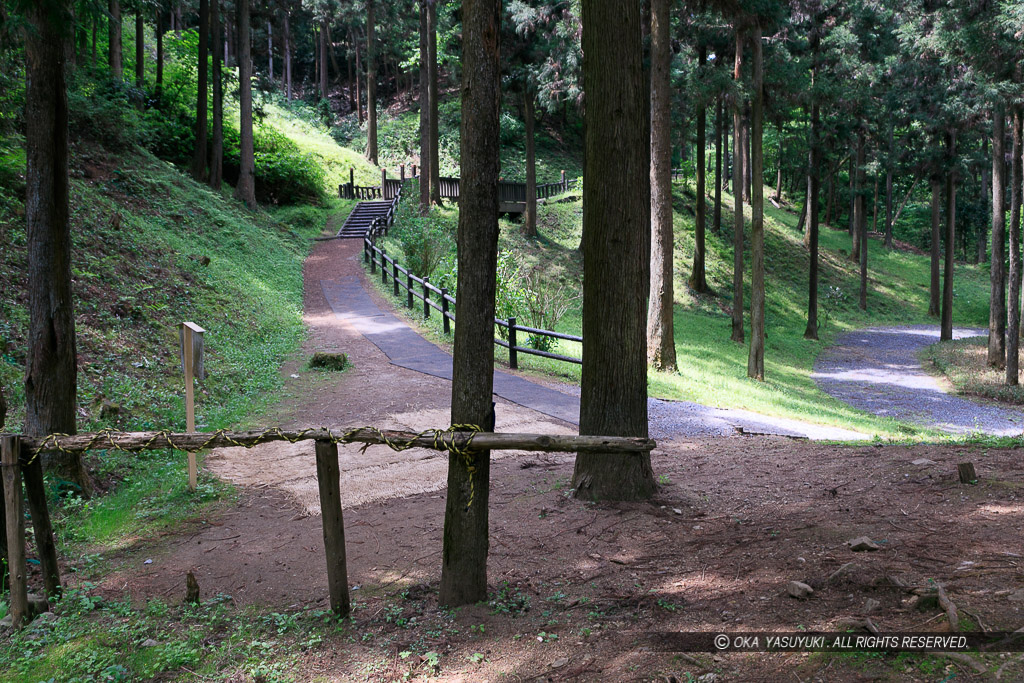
[381,169,387,198]
[350,167,355,188]
[441,288,450,335]
[423,277,430,318]
[407,272,414,308]
[400,164,406,182]
[363,239,369,264]
[381,248,388,285]
[314,439,351,617]
[2,435,28,629]
[508,317,518,370]
[370,242,377,273]
[561,169,566,191]
[412,163,417,178]
[393,261,400,297]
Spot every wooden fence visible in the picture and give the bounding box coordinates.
[363,238,583,368]
[436,171,574,203]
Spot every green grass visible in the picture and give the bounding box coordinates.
[923,336,1024,405]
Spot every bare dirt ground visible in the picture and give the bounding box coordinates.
[98,237,1024,682]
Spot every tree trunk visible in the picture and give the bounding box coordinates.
[25,0,91,496]
[439,0,501,609]
[428,0,441,205]
[747,23,765,380]
[191,0,209,182]
[885,123,894,247]
[941,131,957,341]
[804,95,820,340]
[743,109,752,203]
[283,11,291,100]
[523,91,538,238]
[134,9,143,87]
[266,20,273,80]
[320,21,329,101]
[109,0,122,79]
[689,41,709,296]
[348,30,356,111]
[355,41,363,123]
[573,0,656,503]
[851,146,861,263]
[730,28,745,344]
[365,0,378,164]
[155,9,164,97]
[1007,109,1023,385]
[871,176,879,235]
[990,106,1007,368]
[857,131,867,310]
[418,1,430,213]
[929,175,942,317]
[209,0,223,190]
[713,93,722,234]
[647,0,677,370]
[774,132,783,202]
[327,25,342,86]
[980,136,989,263]
[234,0,255,208]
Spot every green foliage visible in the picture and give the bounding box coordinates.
[495,251,528,337]
[251,126,325,205]
[67,75,145,149]
[488,582,531,616]
[393,211,455,280]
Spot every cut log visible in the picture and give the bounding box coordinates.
[958,462,978,484]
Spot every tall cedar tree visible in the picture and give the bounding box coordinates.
[108,0,122,78]
[989,105,1006,368]
[1007,110,1023,385]
[857,130,867,310]
[156,8,164,95]
[730,28,745,343]
[803,38,821,340]
[928,174,941,317]
[428,0,440,205]
[320,22,328,100]
[418,0,430,212]
[689,42,709,294]
[573,0,657,502]
[940,131,956,341]
[365,0,378,164]
[714,94,723,234]
[283,10,292,99]
[747,22,765,380]
[191,0,209,181]
[523,90,538,237]
[134,8,143,86]
[234,0,256,207]
[440,0,501,607]
[210,0,224,189]
[647,0,676,370]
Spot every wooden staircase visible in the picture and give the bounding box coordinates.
[336,201,394,239]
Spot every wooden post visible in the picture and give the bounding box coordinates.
[406,272,413,308]
[350,167,354,187]
[561,169,566,191]
[381,248,388,285]
[180,322,205,491]
[400,164,406,182]
[22,457,60,599]
[958,462,978,484]
[508,316,518,369]
[412,163,417,178]
[393,261,400,297]
[2,435,28,629]
[314,440,350,617]
[441,288,450,334]
[370,243,377,273]
[363,240,369,263]
[423,277,430,318]
[381,168,387,197]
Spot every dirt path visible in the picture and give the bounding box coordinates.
[813,325,1024,435]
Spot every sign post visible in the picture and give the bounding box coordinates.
[179,322,206,490]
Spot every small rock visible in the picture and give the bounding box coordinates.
[550,657,569,669]
[1008,589,1024,603]
[672,508,682,515]
[141,638,160,648]
[698,674,719,683]
[912,458,936,466]
[827,562,860,584]
[290,373,300,379]
[864,598,881,614]
[847,536,880,552]
[787,581,814,599]
[144,559,153,565]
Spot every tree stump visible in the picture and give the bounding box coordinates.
[957,462,977,484]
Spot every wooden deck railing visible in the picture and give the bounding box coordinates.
[363,238,582,368]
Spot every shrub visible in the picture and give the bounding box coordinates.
[521,269,581,351]
[394,213,453,279]
[252,126,325,205]
[495,251,528,338]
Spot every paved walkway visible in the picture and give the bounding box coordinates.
[812,325,1024,436]
[322,274,868,441]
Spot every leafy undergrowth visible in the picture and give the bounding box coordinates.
[923,336,1024,405]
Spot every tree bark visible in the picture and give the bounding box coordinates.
[929,175,942,317]
[689,41,709,295]
[191,0,209,182]
[418,1,430,213]
[134,9,143,87]
[980,135,989,263]
[730,27,745,344]
[209,0,223,190]
[523,91,538,238]
[355,39,363,123]
[283,11,291,100]
[233,0,256,208]
[155,9,164,97]
[714,93,723,234]
[647,0,677,371]
[940,131,957,341]
[990,106,1007,369]
[857,130,867,310]
[804,45,820,340]
[885,122,894,247]
[1007,109,1023,385]
[440,0,501,608]
[25,0,91,496]
[743,109,751,204]
[320,20,329,101]
[774,132,783,202]
[267,19,273,81]
[573,0,656,502]
[747,23,765,380]
[850,145,861,263]
[365,0,378,164]
[428,0,441,205]
[108,0,122,79]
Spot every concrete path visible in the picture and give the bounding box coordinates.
[813,325,1024,436]
[322,275,868,441]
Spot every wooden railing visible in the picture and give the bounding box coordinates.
[437,172,575,202]
[367,182,404,237]
[363,238,582,368]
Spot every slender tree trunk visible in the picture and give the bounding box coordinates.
[25,0,91,496]
[730,28,745,344]
[573,0,656,502]
[283,11,291,100]
[320,21,328,101]
[209,0,223,190]
[980,136,989,263]
[355,41,363,123]
[885,123,894,247]
[439,0,501,609]
[857,131,867,310]
[990,107,1007,368]
[267,20,273,80]
[941,131,957,341]
[850,144,861,262]
[428,0,441,204]
[804,93,820,339]
[234,0,255,208]
[689,42,709,295]
[418,1,430,213]
[191,0,209,182]
[929,175,942,317]
[348,30,356,111]
[523,91,538,237]
[871,176,879,235]
[327,25,342,86]
[134,9,143,87]
[747,23,765,380]
[92,13,97,65]
[108,0,122,79]
[743,110,751,204]
[365,0,378,164]
[1007,109,1023,385]
[713,93,722,234]
[774,132,783,202]
[647,0,677,370]
[155,10,164,97]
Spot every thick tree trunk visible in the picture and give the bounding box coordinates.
[990,106,1007,369]
[857,131,867,310]
[929,176,942,317]
[234,0,255,208]
[730,28,745,344]
[209,0,223,190]
[134,9,143,87]
[647,0,677,370]
[804,98,821,340]
[573,0,656,502]
[191,0,209,182]
[418,1,430,213]
[440,0,501,608]
[689,42,709,295]
[714,93,723,234]
[25,0,91,496]
[365,0,378,164]
[283,12,291,100]
[524,91,538,238]
[428,0,441,205]
[941,131,957,341]
[1007,109,1023,385]
[109,0,122,79]
[747,23,765,380]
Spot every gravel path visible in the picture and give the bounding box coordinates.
[813,325,1024,436]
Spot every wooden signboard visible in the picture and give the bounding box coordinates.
[179,322,206,490]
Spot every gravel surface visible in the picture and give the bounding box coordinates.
[813,325,1024,436]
